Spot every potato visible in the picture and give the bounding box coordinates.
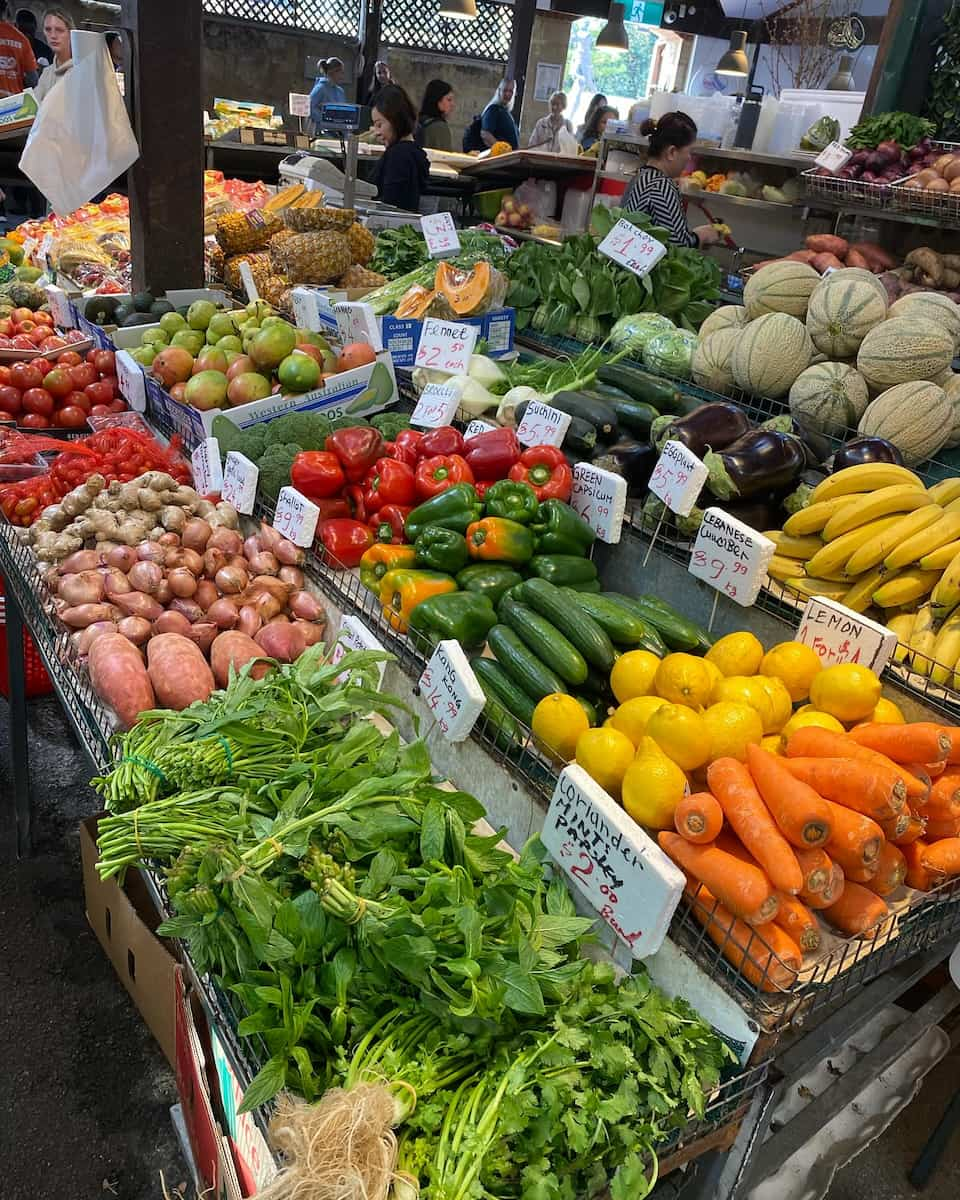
[146,632,215,710]
[927,177,951,192]
[210,631,271,688]
[945,161,960,183]
[88,633,155,729]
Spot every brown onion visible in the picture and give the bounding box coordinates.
[207,526,243,556]
[168,567,198,598]
[128,559,164,595]
[194,579,219,611]
[75,620,117,654]
[207,597,240,629]
[114,591,164,621]
[288,590,322,621]
[154,579,173,606]
[182,518,213,552]
[102,567,133,597]
[158,531,181,547]
[236,604,262,637]
[243,534,263,561]
[215,564,248,595]
[153,610,193,637]
[247,551,279,576]
[117,616,152,646]
[275,537,305,566]
[203,547,227,578]
[170,597,203,623]
[295,618,326,647]
[59,571,105,607]
[104,545,137,572]
[278,565,305,589]
[186,622,218,654]
[136,540,165,563]
[60,549,103,574]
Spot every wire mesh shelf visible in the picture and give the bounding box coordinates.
[801,167,896,210]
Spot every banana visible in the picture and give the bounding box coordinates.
[806,515,905,580]
[840,565,893,614]
[782,494,867,537]
[930,608,960,685]
[767,555,807,582]
[946,496,960,515]
[845,506,943,576]
[822,484,933,540]
[762,532,823,560]
[927,478,960,506]
[872,569,941,609]
[811,464,924,504]
[784,575,851,601]
[884,512,960,571]
[886,613,916,664]
[920,538,960,570]
[909,603,938,677]
[932,546,960,619]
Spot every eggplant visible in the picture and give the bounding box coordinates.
[594,438,657,495]
[832,436,904,471]
[721,495,786,533]
[704,430,806,500]
[651,402,752,457]
[761,414,833,466]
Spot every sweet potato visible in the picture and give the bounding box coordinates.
[255,621,307,663]
[210,631,271,688]
[785,250,818,264]
[811,252,846,274]
[146,632,215,710]
[88,633,156,729]
[849,241,896,272]
[806,233,848,258]
[845,249,872,270]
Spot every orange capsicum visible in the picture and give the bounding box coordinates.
[360,543,417,595]
[378,568,457,632]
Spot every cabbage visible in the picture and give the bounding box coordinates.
[608,312,675,354]
[642,329,699,380]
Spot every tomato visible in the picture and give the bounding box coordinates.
[92,349,116,375]
[0,366,12,387]
[85,380,115,405]
[0,386,21,415]
[70,363,97,389]
[20,412,49,428]
[63,389,91,412]
[89,403,114,418]
[22,388,54,416]
[34,311,53,327]
[10,362,42,390]
[54,349,80,366]
[43,368,74,399]
[55,405,88,428]
[11,335,35,350]
[85,349,99,365]
[107,398,127,413]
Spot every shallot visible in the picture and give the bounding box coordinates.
[170,597,203,623]
[75,621,117,654]
[236,605,262,637]
[105,545,137,572]
[61,549,103,574]
[194,579,219,611]
[295,619,325,647]
[114,591,164,621]
[153,610,193,637]
[186,622,218,654]
[248,551,279,575]
[102,567,133,597]
[243,534,262,560]
[289,590,323,622]
[128,559,164,595]
[167,568,198,598]
[155,579,173,606]
[158,532,181,547]
[136,540,165,563]
[182,518,212,551]
[278,565,305,589]
[207,597,239,629]
[61,603,120,628]
[215,564,247,594]
[59,571,105,607]
[117,616,152,646]
[203,547,227,578]
[207,527,243,556]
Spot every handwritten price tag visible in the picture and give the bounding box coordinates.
[334,301,383,352]
[273,486,321,548]
[648,440,708,517]
[332,614,387,686]
[598,218,667,278]
[689,509,774,606]
[515,400,571,448]
[798,596,898,672]
[464,419,498,440]
[288,92,311,117]
[191,437,223,496]
[418,639,485,742]
[115,349,146,413]
[414,317,478,377]
[421,211,461,259]
[45,285,74,330]
[570,463,627,543]
[238,260,260,302]
[541,765,684,959]
[815,141,853,173]
[410,383,459,428]
[221,451,259,514]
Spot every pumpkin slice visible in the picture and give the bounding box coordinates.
[395,284,436,320]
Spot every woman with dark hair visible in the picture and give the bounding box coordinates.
[623,113,719,247]
[372,84,430,211]
[417,79,454,152]
[579,104,617,152]
[575,93,606,143]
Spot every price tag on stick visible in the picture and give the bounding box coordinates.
[515,400,571,448]
[421,211,461,259]
[418,639,485,742]
[115,349,146,413]
[815,141,853,173]
[414,317,478,377]
[332,614,388,686]
[464,419,498,440]
[45,284,75,329]
[570,463,627,543]
[598,218,668,278]
[410,383,460,428]
[797,596,898,672]
[334,301,383,352]
[648,440,708,517]
[238,260,260,302]
[273,486,321,548]
[191,438,223,496]
[221,451,259,514]
[288,92,311,118]
[689,508,775,609]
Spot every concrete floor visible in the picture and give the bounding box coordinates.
[0,694,957,1199]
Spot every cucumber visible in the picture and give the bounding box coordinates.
[476,688,525,750]
[499,595,588,686]
[488,625,568,701]
[563,590,667,655]
[567,579,602,593]
[549,390,618,441]
[471,656,536,725]
[518,577,615,672]
[617,593,714,652]
[596,364,699,415]
[574,695,599,727]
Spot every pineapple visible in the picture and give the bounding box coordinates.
[284,205,355,232]
[340,263,387,289]
[268,229,298,270]
[261,274,292,310]
[215,209,282,254]
[278,231,351,284]
[225,252,272,294]
[347,222,375,266]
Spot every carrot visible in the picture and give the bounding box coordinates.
[823,880,889,940]
[843,861,880,884]
[746,744,832,849]
[785,727,928,799]
[685,882,801,992]
[902,764,932,804]
[920,837,960,877]
[921,816,960,840]
[707,758,803,893]
[674,792,724,844]
[801,862,845,910]
[865,842,907,897]
[889,810,927,845]
[772,892,822,953]
[824,798,883,868]
[922,761,947,779]
[903,840,934,891]
[879,810,913,841]
[922,772,960,817]
[848,723,951,765]
[889,722,960,764]
[782,757,904,821]
[794,847,833,895]
[658,831,779,925]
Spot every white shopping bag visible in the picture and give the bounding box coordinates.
[557,127,579,156]
[20,31,139,215]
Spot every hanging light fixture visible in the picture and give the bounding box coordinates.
[439,0,477,19]
[597,2,629,53]
[716,30,749,76]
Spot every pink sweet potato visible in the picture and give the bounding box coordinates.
[210,631,271,687]
[786,249,818,263]
[806,233,849,257]
[845,249,872,270]
[849,241,896,272]
[146,632,215,710]
[811,252,845,274]
[88,633,155,729]
[255,621,307,663]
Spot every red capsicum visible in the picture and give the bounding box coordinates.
[363,457,416,512]
[419,426,465,458]
[414,454,474,499]
[390,428,424,466]
[464,426,520,481]
[325,426,385,483]
[508,445,573,502]
[289,450,345,501]
[320,518,375,567]
[343,485,367,523]
[368,504,412,544]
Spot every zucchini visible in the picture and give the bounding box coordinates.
[567,579,602,593]
[596,364,699,416]
[518,577,615,672]
[549,390,618,441]
[488,624,568,700]
[618,592,714,652]
[471,656,536,725]
[594,394,660,438]
[499,595,589,686]
[564,590,667,655]
[563,415,597,457]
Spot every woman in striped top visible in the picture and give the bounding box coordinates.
[622,112,719,248]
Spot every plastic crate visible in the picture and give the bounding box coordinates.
[0,574,52,698]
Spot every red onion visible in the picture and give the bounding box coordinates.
[247,551,279,576]
[114,591,164,621]
[158,531,181,547]
[215,564,248,595]
[295,618,326,647]
[168,567,198,598]
[274,537,304,566]
[278,565,305,589]
[117,616,152,646]
[153,610,193,637]
[102,567,133,597]
[186,622,218,654]
[136,540,165,563]
[128,559,164,595]
[288,590,322,621]
[155,579,172,606]
[104,545,137,572]
[207,598,239,629]
[170,597,203,623]
[194,579,219,612]
[182,518,213,551]
[207,527,243,556]
[236,605,262,637]
[203,547,227,579]
[59,571,105,607]
[75,620,117,654]
[243,534,263,561]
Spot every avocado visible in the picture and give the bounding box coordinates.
[132,290,155,313]
[122,311,160,328]
[84,295,120,323]
[113,302,134,325]
[176,305,190,318]
[149,299,175,316]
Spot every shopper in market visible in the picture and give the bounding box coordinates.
[0,0,36,96]
[622,113,719,247]
[416,79,455,152]
[527,91,573,153]
[15,7,48,69]
[579,104,618,152]
[480,78,519,150]
[309,56,346,130]
[575,93,607,143]
[372,84,430,211]
[32,7,72,104]
[365,59,394,108]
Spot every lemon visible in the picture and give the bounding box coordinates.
[755,675,793,733]
[655,653,713,709]
[809,663,882,723]
[532,693,588,762]
[622,749,688,829]
[712,675,777,733]
[609,695,667,746]
[760,641,822,702]
[705,631,764,677]
[779,708,845,750]
[701,656,723,695]
[646,703,711,771]
[610,650,661,703]
[868,697,905,725]
[703,701,763,762]
[575,727,636,798]
[761,733,784,755]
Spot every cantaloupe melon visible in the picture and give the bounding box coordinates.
[856,317,954,390]
[942,374,960,448]
[858,381,951,465]
[744,260,821,320]
[890,292,960,350]
[691,328,739,394]
[806,273,887,359]
[837,267,889,306]
[789,362,869,437]
[698,304,749,339]
[731,312,814,398]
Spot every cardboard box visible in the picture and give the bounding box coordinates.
[79,814,180,1068]
[70,289,234,353]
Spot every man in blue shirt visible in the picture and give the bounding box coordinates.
[309,57,347,132]
[480,78,519,150]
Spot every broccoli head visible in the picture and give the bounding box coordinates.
[258,443,301,503]
[210,413,267,465]
[262,410,332,451]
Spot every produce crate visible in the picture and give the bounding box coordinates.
[890,140,960,218]
[0,573,51,698]
[801,166,895,209]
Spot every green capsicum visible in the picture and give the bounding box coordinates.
[415,526,470,574]
[405,483,482,542]
[456,563,524,605]
[528,555,599,586]
[466,517,535,565]
[533,499,595,557]
[483,479,539,525]
[408,591,497,650]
